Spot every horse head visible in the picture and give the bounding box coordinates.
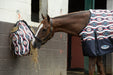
[34,14,54,49]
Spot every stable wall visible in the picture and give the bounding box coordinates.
[0,0,68,75]
[106,0,113,74]
[0,0,31,24]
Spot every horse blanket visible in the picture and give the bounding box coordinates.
[10,20,35,56]
[80,9,113,56]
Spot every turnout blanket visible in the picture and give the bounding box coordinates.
[80,9,113,56]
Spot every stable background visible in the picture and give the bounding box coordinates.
[0,0,113,75]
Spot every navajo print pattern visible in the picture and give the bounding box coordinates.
[80,9,113,56]
[80,9,113,40]
[11,20,35,56]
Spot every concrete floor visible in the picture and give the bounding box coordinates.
[67,71,100,75]
[67,71,84,75]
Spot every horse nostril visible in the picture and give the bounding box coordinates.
[42,29,47,32]
[33,37,42,49]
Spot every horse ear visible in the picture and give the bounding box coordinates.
[41,14,45,19]
[47,14,50,22]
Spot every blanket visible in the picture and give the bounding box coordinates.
[80,9,113,56]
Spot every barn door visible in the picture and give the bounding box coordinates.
[67,0,84,70]
[71,36,84,69]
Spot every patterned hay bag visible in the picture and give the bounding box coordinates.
[10,20,35,56]
[80,9,113,56]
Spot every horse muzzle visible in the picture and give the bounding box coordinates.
[33,37,42,49]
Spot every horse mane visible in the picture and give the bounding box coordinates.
[53,10,88,19]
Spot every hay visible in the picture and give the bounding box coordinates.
[30,27,39,64]
[10,26,19,33]
[30,41,39,64]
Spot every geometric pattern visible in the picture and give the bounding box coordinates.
[79,9,113,56]
[80,9,113,41]
[11,20,35,56]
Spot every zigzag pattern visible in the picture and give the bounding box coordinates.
[12,21,35,56]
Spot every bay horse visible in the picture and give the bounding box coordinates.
[34,10,106,75]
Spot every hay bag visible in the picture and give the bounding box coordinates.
[10,20,38,63]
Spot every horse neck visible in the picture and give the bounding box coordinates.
[52,11,90,36]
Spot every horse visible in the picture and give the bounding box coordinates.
[33,10,110,75]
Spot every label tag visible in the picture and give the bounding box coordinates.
[101,45,110,49]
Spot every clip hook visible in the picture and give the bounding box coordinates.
[16,10,22,20]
